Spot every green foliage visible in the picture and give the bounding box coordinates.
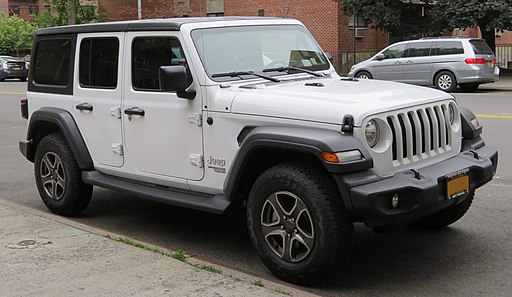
[116,237,187,262]
[0,14,37,55]
[196,264,222,273]
[251,279,264,287]
[33,0,107,28]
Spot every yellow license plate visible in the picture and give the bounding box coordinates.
[13,67,21,70]
[446,170,469,199]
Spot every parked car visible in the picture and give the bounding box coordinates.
[0,56,28,82]
[348,38,499,92]
[19,18,497,286]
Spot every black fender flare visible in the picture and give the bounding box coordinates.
[24,107,94,170]
[224,126,373,200]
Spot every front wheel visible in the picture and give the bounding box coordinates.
[34,133,93,216]
[414,191,474,228]
[356,71,373,79]
[246,163,353,286]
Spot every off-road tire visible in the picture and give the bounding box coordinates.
[434,71,457,92]
[34,133,93,216]
[246,163,353,286]
[414,191,475,228]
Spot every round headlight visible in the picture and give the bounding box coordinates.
[449,104,455,125]
[365,119,379,148]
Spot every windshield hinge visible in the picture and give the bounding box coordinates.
[341,115,354,134]
[188,113,203,126]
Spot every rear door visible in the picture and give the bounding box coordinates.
[73,33,124,167]
[402,41,434,85]
[371,43,406,81]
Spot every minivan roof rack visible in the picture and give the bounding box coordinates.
[420,36,461,39]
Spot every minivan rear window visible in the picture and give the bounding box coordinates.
[470,40,494,55]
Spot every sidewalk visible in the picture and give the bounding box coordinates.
[0,201,318,297]
[478,75,512,91]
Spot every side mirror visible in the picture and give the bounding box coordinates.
[374,53,385,61]
[159,65,195,99]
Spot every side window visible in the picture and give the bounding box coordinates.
[405,41,432,58]
[33,39,71,86]
[383,43,407,59]
[132,37,190,91]
[434,41,464,55]
[79,37,119,89]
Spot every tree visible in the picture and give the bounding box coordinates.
[33,0,107,28]
[431,0,512,53]
[0,14,36,56]
[337,0,438,40]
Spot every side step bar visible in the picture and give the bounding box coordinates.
[82,171,230,214]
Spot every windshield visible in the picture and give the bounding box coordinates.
[191,25,330,82]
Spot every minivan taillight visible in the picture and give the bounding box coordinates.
[492,59,496,65]
[20,99,28,119]
[465,58,486,64]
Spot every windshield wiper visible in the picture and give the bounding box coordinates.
[262,66,324,77]
[211,71,280,82]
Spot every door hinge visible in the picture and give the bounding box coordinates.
[189,154,204,168]
[112,143,123,156]
[110,107,122,119]
[188,113,203,126]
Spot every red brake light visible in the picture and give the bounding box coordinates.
[492,59,496,65]
[465,58,486,64]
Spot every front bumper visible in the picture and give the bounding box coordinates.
[337,145,498,228]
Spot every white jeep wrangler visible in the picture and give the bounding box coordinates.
[19,17,498,285]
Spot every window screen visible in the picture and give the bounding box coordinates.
[79,37,119,88]
[132,37,189,91]
[33,39,71,86]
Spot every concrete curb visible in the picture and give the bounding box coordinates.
[0,199,318,297]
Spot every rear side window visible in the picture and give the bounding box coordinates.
[470,40,494,55]
[434,41,464,55]
[79,37,119,89]
[33,39,72,86]
[405,41,432,57]
[132,37,190,91]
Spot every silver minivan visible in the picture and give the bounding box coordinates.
[348,38,499,92]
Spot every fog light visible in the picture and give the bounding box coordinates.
[391,194,399,208]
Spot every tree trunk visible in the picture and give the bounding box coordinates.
[68,0,76,25]
[479,26,496,54]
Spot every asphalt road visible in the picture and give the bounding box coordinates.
[1,80,511,296]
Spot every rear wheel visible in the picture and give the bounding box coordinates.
[34,133,93,216]
[434,71,457,92]
[459,83,479,92]
[19,77,27,82]
[356,71,373,79]
[414,191,474,228]
[246,163,353,286]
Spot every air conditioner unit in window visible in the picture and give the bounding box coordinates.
[355,28,365,38]
[495,29,502,37]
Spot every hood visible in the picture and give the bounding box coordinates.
[229,77,453,126]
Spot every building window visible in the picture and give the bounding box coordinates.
[45,5,51,12]
[207,12,224,17]
[348,15,367,28]
[258,9,264,17]
[9,6,20,16]
[29,6,40,15]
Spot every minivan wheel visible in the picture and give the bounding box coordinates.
[435,71,457,92]
[459,83,479,92]
[356,71,373,79]
[246,163,353,286]
[34,133,93,216]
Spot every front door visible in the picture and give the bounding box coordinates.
[371,43,407,81]
[122,32,204,181]
[73,33,124,167]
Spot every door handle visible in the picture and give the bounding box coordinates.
[76,103,93,111]
[405,60,413,64]
[394,61,403,64]
[124,107,145,116]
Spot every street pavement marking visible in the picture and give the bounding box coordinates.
[0,91,26,95]
[476,114,512,119]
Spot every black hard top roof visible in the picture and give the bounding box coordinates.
[36,16,278,35]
